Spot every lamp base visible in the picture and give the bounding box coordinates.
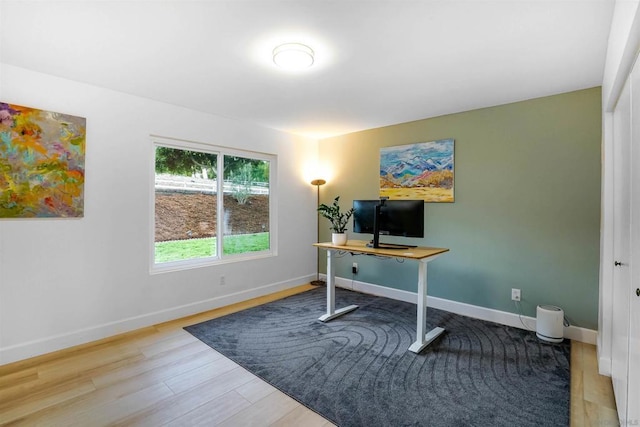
[310,280,326,287]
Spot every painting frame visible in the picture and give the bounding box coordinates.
[0,102,86,218]
[380,139,454,203]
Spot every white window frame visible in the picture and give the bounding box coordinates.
[150,136,277,274]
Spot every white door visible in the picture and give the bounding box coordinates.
[611,74,631,422]
[627,54,640,424]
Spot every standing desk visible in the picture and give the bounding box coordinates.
[313,240,449,354]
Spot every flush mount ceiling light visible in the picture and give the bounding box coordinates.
[273,43,314,70]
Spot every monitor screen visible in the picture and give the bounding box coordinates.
[353,199,424,238]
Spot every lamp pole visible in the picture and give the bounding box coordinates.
[311,178,326,286]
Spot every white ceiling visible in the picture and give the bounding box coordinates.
[1,1,614,139]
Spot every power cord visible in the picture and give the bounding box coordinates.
[514,300,535,332]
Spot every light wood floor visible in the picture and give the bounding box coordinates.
[0,284,619,426]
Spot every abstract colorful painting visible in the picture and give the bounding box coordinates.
[380,139,454,202]
[0,102,86,218]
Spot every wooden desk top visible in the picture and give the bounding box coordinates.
[313,240,449,260]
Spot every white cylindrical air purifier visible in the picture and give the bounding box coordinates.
[536,305,564,343]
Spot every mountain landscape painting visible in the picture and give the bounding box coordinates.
[380,139,454,202]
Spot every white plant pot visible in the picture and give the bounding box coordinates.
[332,232,348,246]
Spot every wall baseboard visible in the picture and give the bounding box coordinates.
[598,340,612,377]
[599,356,612,377]
[2,272,598,366]
[0,274,315,366]
[330,275,598,345]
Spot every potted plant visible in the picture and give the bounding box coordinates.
[318,196,354,246]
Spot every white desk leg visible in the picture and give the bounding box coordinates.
[318,249,358,322]
[408,258,444,353]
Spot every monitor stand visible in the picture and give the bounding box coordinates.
[366,198,416,250]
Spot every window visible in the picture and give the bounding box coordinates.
[152,138,274,271]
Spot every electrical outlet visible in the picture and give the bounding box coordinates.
[352,262,358,274]
[220,275,226,286]
[511,288,521,301]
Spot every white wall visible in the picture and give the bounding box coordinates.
[0,64,319,365]
[599,0,640,375]
[602,0,640,111]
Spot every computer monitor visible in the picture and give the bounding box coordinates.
[353,199,424,248]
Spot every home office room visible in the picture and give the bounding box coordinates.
[0,1,638,426]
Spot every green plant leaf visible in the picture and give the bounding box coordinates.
[317,196,354,233]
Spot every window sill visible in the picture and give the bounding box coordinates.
[149,250,276,275]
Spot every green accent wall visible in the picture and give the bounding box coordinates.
[318,88,602,330]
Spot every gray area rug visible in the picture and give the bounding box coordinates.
[185,288,570,426]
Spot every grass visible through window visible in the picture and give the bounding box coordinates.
[223,232,270,255]
[155,232,269,263]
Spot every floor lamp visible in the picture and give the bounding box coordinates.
[310,178,326,286]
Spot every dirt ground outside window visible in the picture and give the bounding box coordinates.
[155,192,269,242]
